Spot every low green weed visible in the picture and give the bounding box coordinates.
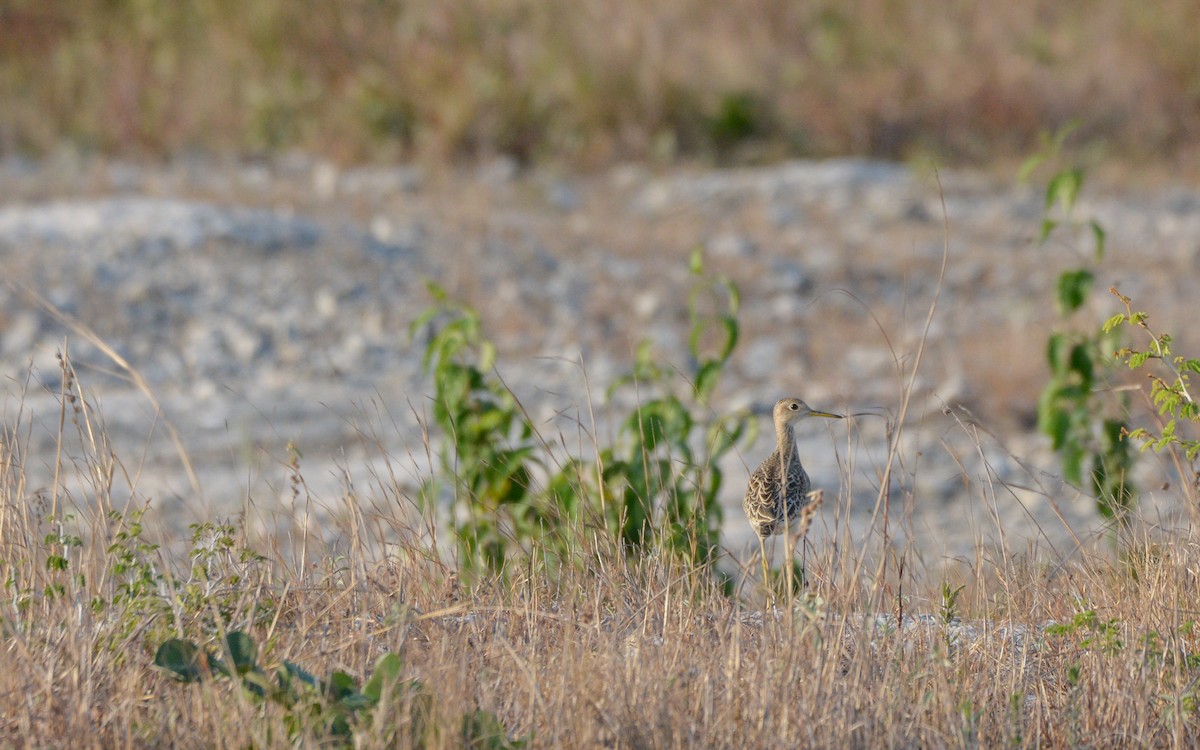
[155,631,438,746]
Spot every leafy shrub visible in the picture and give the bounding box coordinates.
[413,252,750,578]
[1105,289,1200,519]
[411,284,542,574]
[1025,127,1137,525]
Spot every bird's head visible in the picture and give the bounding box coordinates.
[773,397,843,426]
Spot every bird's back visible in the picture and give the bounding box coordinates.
[743,449,812,539]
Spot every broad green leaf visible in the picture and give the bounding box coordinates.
[362,653,404,703]
[326,670,359,700]
[1056,269,1093,313]
[1046,332,1069,370]
[155,639,206,683]
[1068,344,1094,388]
[1061,446,1084,485]
[224,631,258,674]
[1048,409,1071,451]
[1045,167,1083,212]
[240,669,273,698]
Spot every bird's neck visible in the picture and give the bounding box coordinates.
[775,422,797,463]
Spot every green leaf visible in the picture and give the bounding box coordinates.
[1039,218,1058,242]
[240,669,274,698]
[718,316,739,360]
[694,361,722,401]
[1046,332,1070,370]
[1102,314,1126,334]
[326,670,359,700]
[1056,269,1094,313]
[362,653,404,703]
[1017,153,1044,184]
[155,639,206,683]
[1062,444,1084,485]
[1068,344,1094,389]
[1128,351,1151,369]
[1089,220,1106,261]
[224,631,258,674]
[1047,409,1071,451]
[1045,167,1083,213]
[1036,383,1062,435]
[279,660,319,689]
[479,340,497,372]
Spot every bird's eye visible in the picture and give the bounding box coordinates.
[789,403,798,410]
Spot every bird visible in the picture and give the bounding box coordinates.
[743,397,842,594]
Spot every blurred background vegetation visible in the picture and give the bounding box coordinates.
[1,0,1199,167]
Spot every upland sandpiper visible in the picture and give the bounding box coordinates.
[743,397,841,591]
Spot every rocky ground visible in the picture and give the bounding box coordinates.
[2,153,1198,572]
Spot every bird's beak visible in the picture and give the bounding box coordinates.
[808,409,843,419]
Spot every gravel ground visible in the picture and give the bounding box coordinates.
[2,153,1198,570]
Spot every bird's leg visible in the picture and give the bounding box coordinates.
[758,535,773,608]
[783,523,795,609]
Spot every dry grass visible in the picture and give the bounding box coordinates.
[3,0,1200,168]
[2,341,1199,749]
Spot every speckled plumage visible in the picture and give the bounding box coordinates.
[744,397,840,590]
[743,442,814,539]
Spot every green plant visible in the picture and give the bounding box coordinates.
[938,581,966,651]
[41,512,82,601]
[413,252,750,579]
[96,508,176,647]
[176,519,272,633]
[411,283,542,575]
[154,631,435,746]
[565,250,749,570]
[938,581,965,627]
[1025,127,1137,525]
[1045,608,1124,654]
[1105,288,1200,517]
[1106,290,1200,458]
